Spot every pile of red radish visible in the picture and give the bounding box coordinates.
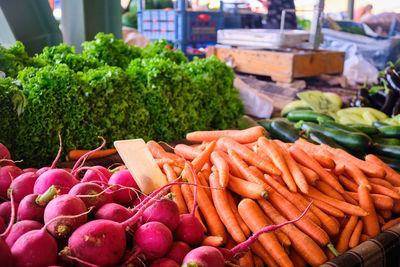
[0,140,309,267]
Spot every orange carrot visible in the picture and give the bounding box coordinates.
[201,161,212,172]
[163,163,188,214]
[258,137,297,192]
[251,241,279,267]
[257,198,328,267]
[349,220,363,248]
[228,175,268,199]
[365,154,400,186]
[347,191,394,211]
[342,191,359,205]
[209,172,246,243]
[201,235,224,247]
[303,196,345,218]
[210,151,230,188]
[377,214,386,225]
[322,146,386,178]
[298,165,320,186]
[174,144,201,160]
[226,190,251,237]
[146,140,185,166]
[312,152,336,169]
[316,181,345,201]
[197,170,212,200]
[370,183,400,200]
[218,151,243,178]
[378,209,392,221]
[368,178,394,189]
[263,214,292,248]
[249,166,265,181]
[307,204,340,237]
[238,198,294,267]
[190,140,216,173]
[358,184,380,237]
[393,199,400,214]
[238,251,254,267]
[381,217,400,231]
[184,164,227,241]
[155,158,175,168]
[306,186,368,216]
[334,162,346,176]
[180,184,206,231]
[253,254,265,267]
[218,137,281,175]
[68,148,117,161]
[186,126,267,143]
[336,215,359,253]
[274,141,309,194]
[289,146,344,193]
[360,234,371,242]
[289,247,308,267]
[338,175,358,192]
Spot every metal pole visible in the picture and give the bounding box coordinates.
[347,0,354,20]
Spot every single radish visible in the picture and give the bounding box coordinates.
[141,196,180,231]
[23,168,38,173]
[34,169,79,195]
[43,194,88,239]
[0,165,24,198]
[150,258,180,267]
[94,202,133,223]
[8,172,39,202]
[17,185,58,222]
[0,238,13,266]
[0,217,5,233]
[81,165,111,183]
[0,143,13,167]
[0,201,18,225]
[166,241,191,264]
[36,167,51,176]
[5,220,43,247]
[69,182,113,211]
[133,221,173,260]
[108,169,140,205]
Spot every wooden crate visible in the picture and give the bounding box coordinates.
[207,46,345,83]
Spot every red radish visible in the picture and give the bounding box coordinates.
[150,258,180,267]
[94,202,133,223]
[0,217,5,233]
[166,241,191,264]
[141,197,180,231]
[23,168,38,173]
[0,238,13,266]
[68,182,113,211]
[0,165,24,198]
[0,143,13,167]
[108,169,140,205]
[34,169,79,195]
[43,194,88,239]
[133,221,173,260]
[0,201,18,225]
[8,172,39,202]
[182,246,225,267]
[81,165,111,183]
[173,214,204,246]
[17,185,58,222]
[5,220,43,247]
[36,167,51,176]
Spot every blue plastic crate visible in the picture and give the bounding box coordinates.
[137,0,224,58]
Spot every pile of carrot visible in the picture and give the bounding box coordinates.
[146,126,400,267]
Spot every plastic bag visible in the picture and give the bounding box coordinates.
[343,54,378,86]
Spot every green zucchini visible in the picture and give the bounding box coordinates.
[298,121,371,151]
[369,143,400,159]
[378,126,400,139]
[286,110,334,123]
[308,131,346,149]
[373,137,400,146]
[269,119,302,143]
[238,115,259,130]
[282,107,312,117]
[318,119,362,133]
[347,124,379,135]
[373,121,391,128]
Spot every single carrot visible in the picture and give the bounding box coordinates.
[306,186,368,216]
[257,198,328,267]
[365,154,400,186]
[312,152,336,170]
[368,178,395,189]
[68,148,117,161]
[253,254,265,267]
[174,144,201,160]
[349,220,363,248]
[289,146,344,193]
[228,175,268,199]
[201,235,224,247]
[263,214,292,247]
[342,191,359,205]
[146,140,185,166]
[298,165,319,186]
[381,217,400,231]
[377,214,386,225]
[180,184,206,231]
[251,241,279,267]
[210,151,230,188]
[334,162,346,176]
[393,199,400,214]
[258,137,297,192]
[307,203,340,237]
[358,184,380,237]
[370,183,400,200]
[289,246,308,267]
[336,215,359,253]
[163,163,188,214]
[201,161,212,172]
[274,141,309,194]
[378,209,392,221]
[218,151,243,178]
[238,198,294,267]
[184,164,227,242]
[186,126,267,143]
[347,191,394,211]
[293,138,320,154]
[360,234,371,242]
[322,146,386,178]
[155,158,177,168]
[238,251,254,267]
[303,196,345,218]
[338,175,358,192]
[197,170,212,200]
[209,171,246,243]
[249,166,265,181]
[316,181,345,201]
[226,190,251,237]
[190,140,216,173]
[218,137,281,175]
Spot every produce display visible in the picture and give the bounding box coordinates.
[2,122,400,266]
[0,33,244,168]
